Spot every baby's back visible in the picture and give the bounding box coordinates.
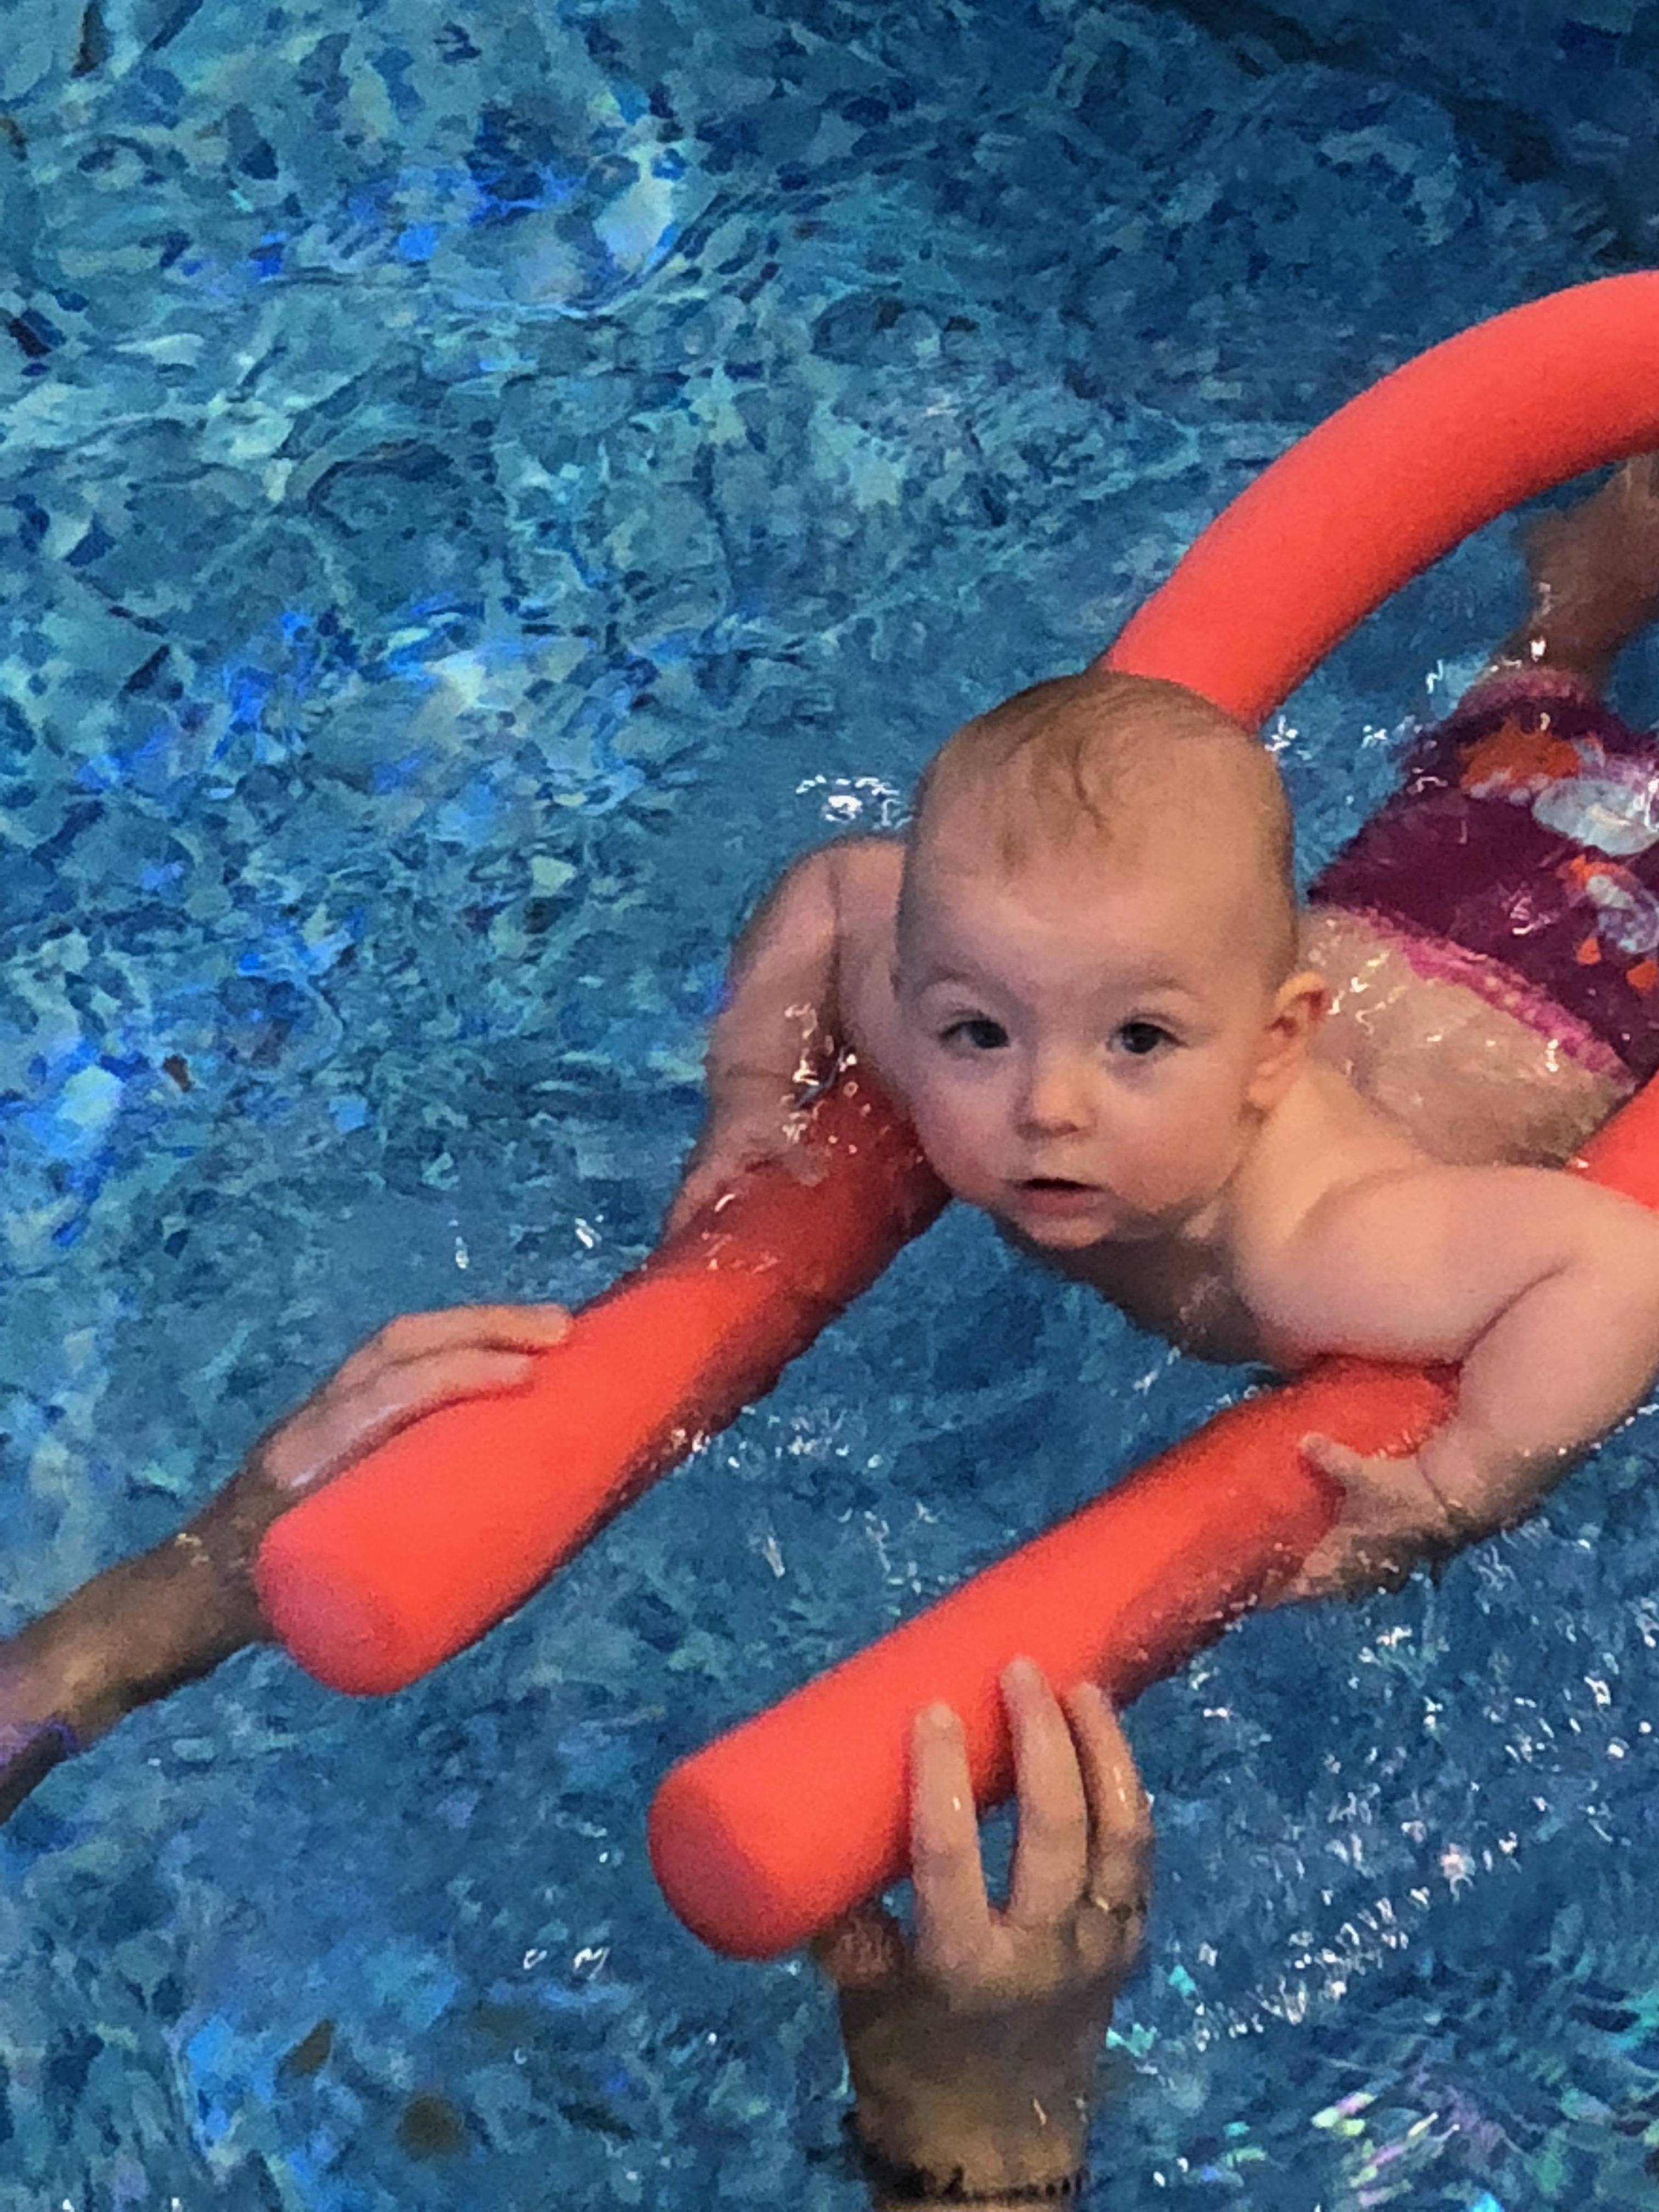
[1304,907,1628,1168]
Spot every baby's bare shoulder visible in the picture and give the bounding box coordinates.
[825,836,907,1080]
[1235,1122,1659,1368]
[1226,1068,1423,1291]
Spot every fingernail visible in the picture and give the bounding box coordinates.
[1002,1655,1042,1692]
[917,1702,957,1737]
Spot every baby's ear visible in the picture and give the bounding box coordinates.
[1246,969,1327,1110]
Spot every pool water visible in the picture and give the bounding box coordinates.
[3,0,1658,2204]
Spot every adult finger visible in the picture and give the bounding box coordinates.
[264,1347,538,1493]
[1066,1683,1153,1939]
[332,1304,572,1391]
[910,1703,993,1977]
[1003,1657,1091,1931]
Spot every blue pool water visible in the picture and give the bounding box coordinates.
[3,0,1659,2203]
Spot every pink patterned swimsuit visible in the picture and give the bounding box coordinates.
[1310,673,1659,1086]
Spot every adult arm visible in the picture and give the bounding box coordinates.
[0,1305,572,1820]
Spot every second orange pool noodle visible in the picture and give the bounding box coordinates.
[646,1063,1659,1958]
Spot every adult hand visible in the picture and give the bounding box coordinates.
[0,1303,572,1819]
[179,1300,579,1639]
[816,1657,1152,2207]
[255,1302,573,1497]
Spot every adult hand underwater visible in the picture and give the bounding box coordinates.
[822,1658,1151,2210]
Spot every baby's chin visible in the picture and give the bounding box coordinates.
[986,1187,1127,1250]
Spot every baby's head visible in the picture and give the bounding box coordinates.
[891,668,1323,1248]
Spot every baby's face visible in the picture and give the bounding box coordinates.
[893,826,1293,1251]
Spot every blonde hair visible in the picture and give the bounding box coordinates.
[906,668,1299,979]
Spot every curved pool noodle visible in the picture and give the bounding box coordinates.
[258,272,1659,1711]
[1108,272,1659,723]
[644,272,1659,1954]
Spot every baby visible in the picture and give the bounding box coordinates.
[673,455,1659,1596]
[3,458,1659,1812]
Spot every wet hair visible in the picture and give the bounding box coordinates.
[904,668,1299,981]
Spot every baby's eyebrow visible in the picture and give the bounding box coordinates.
[905,966,994,997]
[1119,975,1204,1004]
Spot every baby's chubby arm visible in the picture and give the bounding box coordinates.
[1248,1165,1659,1595]
[666,838,902,1233]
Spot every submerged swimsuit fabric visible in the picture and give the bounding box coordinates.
[1311,674,1659,1084]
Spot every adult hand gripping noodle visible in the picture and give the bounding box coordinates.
[256,1080,947,1694]
[253,274,1659,1926]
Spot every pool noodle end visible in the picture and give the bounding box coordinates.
[256,1080,948,1694]
[649,1362,1453,1956]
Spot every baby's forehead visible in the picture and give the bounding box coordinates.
[901,669,1294,961]
[912,743,1268,878]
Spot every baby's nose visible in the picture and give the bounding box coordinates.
[1015,1056,1093,1136]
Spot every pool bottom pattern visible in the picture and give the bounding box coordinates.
[2,0,1658,2204]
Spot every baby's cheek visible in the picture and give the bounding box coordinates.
[909,1089,994,1195]
[1134,1102,1248,1206]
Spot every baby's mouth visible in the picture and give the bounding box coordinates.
[1014,1175,1103,1209]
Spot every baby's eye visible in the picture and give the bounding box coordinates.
[1114,1020,1173,1058]
[941,1016,1009,1052]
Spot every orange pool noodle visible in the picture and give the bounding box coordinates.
[1107,274,1659,722]
[646,1075,1659,1957]
[258,272,1659,1799]
[257,1083,946,1694]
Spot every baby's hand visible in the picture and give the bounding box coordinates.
[1284,1434,1471,1601]
[664,1099,824,1238]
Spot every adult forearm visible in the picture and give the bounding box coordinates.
[843,2033,1094,2209]
[868,2193,1081,2209]
[857,2139,1089,2210]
